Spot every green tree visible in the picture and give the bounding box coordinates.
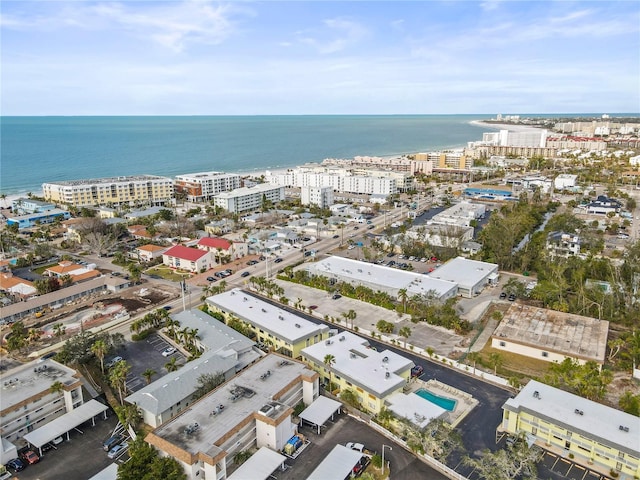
[323,354,336,391]
[142,368,157,385]
[398,326,411,348]
[109,360,131,405]
[466,351,481,375]
[488,352,504,376]
[619,391,640,416]
[49,380,65,395]
[6,321,28,353]
[53,323,66,338]
[91,339,109,373]
[191,372,225,400]
[117,437,186,480]
[376,320,394,334]
[165,357,180,372]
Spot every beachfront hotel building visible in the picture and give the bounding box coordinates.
[491,304,609,368]
[501,380,640,478]
[322,156,434,175]
[174,171,242,202]
[145,354,319,480]
[0,359,84,446]
[304,256,458,302]
[212,184,285,214]
[301,331,414,414]
[42,175,174,208]
[205,289,329,359]
[300,186,334,208]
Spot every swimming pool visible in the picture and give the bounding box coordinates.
[414,389,457,411]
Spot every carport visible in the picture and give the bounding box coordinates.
[227,446,286,480]
[307,444,363,480]
[298,396,342,434]
[23,399,109,455]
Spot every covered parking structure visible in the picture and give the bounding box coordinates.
[23,400,109,455]
[298,396,342,434]
[227,446,287,480]
[307,444,363,480]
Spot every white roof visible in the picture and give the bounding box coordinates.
[206,289,328,344]
[299,396,342,427]
[87,463,119,480]
[504,380,640,456]
[307,444,363,480]
[227,446,286,480]
[23,400,109,448]
[215,184,282,199]
[427,256,498,289]
[306,256,457,299]
[386,392,447,429]
[301,331,413,398]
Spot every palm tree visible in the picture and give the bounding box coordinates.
[49,381,65,395]
[165,357,179,372]
[488,352,504,376]
[398,288,408,313]
[109,360,131,405]
[91,340,109,373]
[165,317,180,339]
[53,323,66,338]
[27,328,42,344]
[323,354,336,391]
[398,326,411,348]
[466,351,481,375]
[142,368,157,385]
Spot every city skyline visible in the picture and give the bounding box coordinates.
[2,0,639,116]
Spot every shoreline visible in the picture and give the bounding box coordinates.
[469,120,545,133]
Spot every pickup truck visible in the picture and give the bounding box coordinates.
[345,442,375,456]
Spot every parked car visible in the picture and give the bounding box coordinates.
[21,450,39,465]
[387,252,395,257]
[309,305,318,310]
[206,276,216,282]
[162,305,172,311]
[274,257,283,263]
[105,356,123,369]
[107,442,128,459]
[103,434,123,451]
[7,458,25,472]
[352,455,371,476]
[333,235,340,239]
[161,347,177,357]
[499,292,507,299]
[411,365,424,377]
[346,442,366,453]
[508,294,516,301]
[241,271,250,277]
[332,294,342,300]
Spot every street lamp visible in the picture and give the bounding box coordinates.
[382,444,392,476]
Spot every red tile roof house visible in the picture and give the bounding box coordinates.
[44,261,102,283]
[197,237,248,263]
[162,245,213,273]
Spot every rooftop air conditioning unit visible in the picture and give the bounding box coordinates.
[339,336,345,341]
[385,372,390,378]
[326,340,332,345]
[382,356,389,363]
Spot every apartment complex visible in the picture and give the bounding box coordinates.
[301,331,413,414]
[174,171,242,202]
[42,175,174,208]
[126,309,261,428]
[492,304,609,367]
[213,184,285,214]
[5,208,71,230]
[205,289,330,358]
[501,380,639,478]
[162,245,213,273]
[0,359,84,445]
[145,354,319,480]
[301,186,334,208]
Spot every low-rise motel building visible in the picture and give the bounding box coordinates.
[501,380,640,478]
[301,331,414,414]
[162,245,213,273]
[205,289,329,358]
[145,354,319,480]
[42,175,174,208]
[491,304,609,368]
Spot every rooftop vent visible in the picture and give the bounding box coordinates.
[184,423,199,435]
[350,352,357,359]
[279,315,284,320]
[210,404,225,416]
[533,391,540,398]
[260,370,272,380]
[339,336,345,341]
[574,409,584,415]
[382,356,389,363]
[385,372,390,379]
[326,340,333,345]
[261,308,267,313]
[619,425,629,432]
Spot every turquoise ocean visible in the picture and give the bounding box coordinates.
[1,115,496,196]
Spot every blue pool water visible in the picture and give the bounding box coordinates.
[414,389,457,411]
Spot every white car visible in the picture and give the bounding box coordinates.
[161,347,177,357]
[107,442,128,459]
[345,442,365,453]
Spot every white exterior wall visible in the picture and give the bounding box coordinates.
[213,186,285,214]
[255,417,296,452]
[303,377,319,405]
[491,338,590,366]
[163,251,213,273]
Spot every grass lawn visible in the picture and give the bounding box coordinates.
[476,345,550,381]
[145,266,192,282]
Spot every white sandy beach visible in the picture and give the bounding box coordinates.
[469,120,545,133]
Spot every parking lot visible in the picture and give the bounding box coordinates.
[109,332,185,393]
[539,451,607,480]
[15,404,121,480]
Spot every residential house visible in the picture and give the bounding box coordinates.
[136,244,168,263]
[547,231,581,258]
[162,245,213,273]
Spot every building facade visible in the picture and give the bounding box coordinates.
[213,184,285,214]
[174,172,242,202]
[42,175,174,208]
[300,186,334,208]
[162,245,213,273]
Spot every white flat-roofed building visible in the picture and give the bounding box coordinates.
[554,174,578,190]
[400,224,474,249]
[213,184,285,214]
[301,186,334,208]
[501,380,640,478]
[307,444,364,480]
[145,354,319,480]
[427,256,498,298]
[430,201,486,228]
[42,175,174,208]
[0,360,84,445]
[174,172,241,202]
[302,331,413,414]
[205,289,329,359]
[385,391,447,429]
[126,309,262,428]
[304,256,458,302]
[266,169,399,195]
[491,304,609,367]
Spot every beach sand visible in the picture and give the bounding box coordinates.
[470,120,545,133]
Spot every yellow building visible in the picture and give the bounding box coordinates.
[501,380,640,478]
[301,331,413,414]
[205,289,329,359]
[43,175,174,208]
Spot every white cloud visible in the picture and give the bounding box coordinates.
[296,17,368,54]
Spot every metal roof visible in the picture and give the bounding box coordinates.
[306,444,363,480]
[227,446,286,480]
[298,396,341,428]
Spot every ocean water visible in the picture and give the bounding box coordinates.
[0,115,494,195]
[4,113,638,197]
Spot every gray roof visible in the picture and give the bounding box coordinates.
[504,380,640,457]
[299,396,342,427]
[427,256,498,289]
[227,446,286,480]
[307,444,363,480]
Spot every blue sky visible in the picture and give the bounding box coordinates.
[2,1,639,115]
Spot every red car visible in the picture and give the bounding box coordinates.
[22,450,39,464]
